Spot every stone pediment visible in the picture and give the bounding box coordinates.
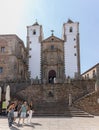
[42,35,64,43]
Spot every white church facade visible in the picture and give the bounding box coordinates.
[27,19,81,83]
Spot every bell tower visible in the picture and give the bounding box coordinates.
[27,21,44,80]
[62,19,81,79]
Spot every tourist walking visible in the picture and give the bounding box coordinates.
[18,101,28,126]
[27,101,34,124]
[7,103,15,129]
[13,101,18,121]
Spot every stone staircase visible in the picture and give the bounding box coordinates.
[33,101,94,117]
[68,106,94,117]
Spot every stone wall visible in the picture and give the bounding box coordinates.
[12,80,95,105]
[1,79,97,115]
[74,91,99,115]
[0,35,28,82]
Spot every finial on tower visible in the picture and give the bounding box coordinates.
[33,19,39,26]
[36,19,37,23]
[67,18,73,23]
[51,30,54,36]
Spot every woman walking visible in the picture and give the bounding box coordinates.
[27,101,34,124]
[7,103,15,129]
[18,101,28,126]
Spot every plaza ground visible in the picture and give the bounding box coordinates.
[0,116,99,130]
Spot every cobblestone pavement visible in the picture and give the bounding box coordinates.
[0,116,99,130]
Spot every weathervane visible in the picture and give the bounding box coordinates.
[51,30,54,36]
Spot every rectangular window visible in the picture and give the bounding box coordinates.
[51,45,54,50]
[87,74,89,79]
[0,67,3,74]
[1,47,5,53]
[74,53,77,56]
[93,70,96,78]
[69,27,73,32]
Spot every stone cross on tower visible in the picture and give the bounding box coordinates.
[51,30,54,36]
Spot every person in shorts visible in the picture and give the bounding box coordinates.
[18,101,28,125]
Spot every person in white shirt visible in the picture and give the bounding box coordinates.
[27,101,34,124]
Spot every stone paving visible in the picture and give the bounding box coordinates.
[0,116,99,130]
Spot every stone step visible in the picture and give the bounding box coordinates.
[68,106,94,117]
[33,102,94,117]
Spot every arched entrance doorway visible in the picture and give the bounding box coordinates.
[48,70,56,83]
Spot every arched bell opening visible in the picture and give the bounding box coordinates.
[48,70,56,84]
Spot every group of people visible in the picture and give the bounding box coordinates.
[7,100,34,129]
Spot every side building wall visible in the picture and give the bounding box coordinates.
[0,35,28,82]
[82,63,99,80]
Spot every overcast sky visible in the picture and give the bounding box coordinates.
[0,0,99,74]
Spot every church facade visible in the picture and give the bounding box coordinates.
[41,34,65,83]
[27,19,81,83]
